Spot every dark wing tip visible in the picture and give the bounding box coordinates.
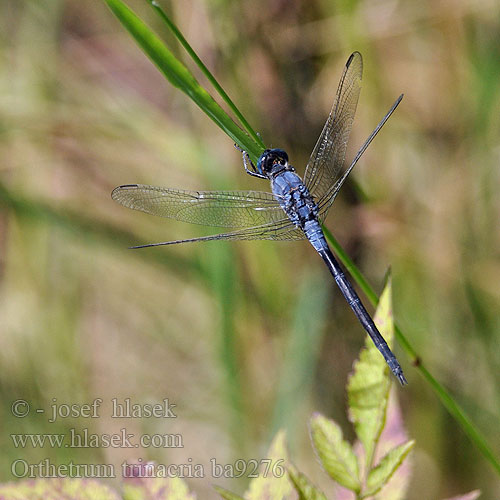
[128,241,168,249]
[111,184,139,200]
[347,51,363,68]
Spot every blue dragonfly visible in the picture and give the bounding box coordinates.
[112,52,407,385]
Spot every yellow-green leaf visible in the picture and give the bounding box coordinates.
[370,393,413,500]
[123,466,196,500]
[288,464,327,500]
[214,485,245,500]
[245,430,295,500]
[0,478,121,499]
[364,440,415,497]
[348,276,394,470]
[310,413,360,492]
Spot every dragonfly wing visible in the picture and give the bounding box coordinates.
[130,217,305,248]
[316,169,350,217]
[316,92,404,219]
[304,52,362,218]
[112,184,286,229]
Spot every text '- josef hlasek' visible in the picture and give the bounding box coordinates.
[15,398,177,423]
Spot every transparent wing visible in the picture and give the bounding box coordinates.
[316,169,351,217]
[112,183,305,245]
[130,218,305,248]
[112,184,287,228]
[304,52,363,218]
[315,93,404,218]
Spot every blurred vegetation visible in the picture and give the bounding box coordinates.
[1,0,500,498]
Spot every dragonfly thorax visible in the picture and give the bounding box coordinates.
[271,169,320,231]
[257,148,291,177]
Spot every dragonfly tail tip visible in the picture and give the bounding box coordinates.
[396,370,408,386]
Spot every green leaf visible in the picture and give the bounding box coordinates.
[214,486,245,500]
[123,477,196,500]
[103,0,263,163]
[364,440,415,497]
[244,430,295,500]
[122,463,196,499]
[370,393,413,500]
[0,478,121,499]
[288,464,327,500]
[348,276,394,470]
[309,413,360,492]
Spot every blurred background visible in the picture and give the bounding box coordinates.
[1,0,499,498]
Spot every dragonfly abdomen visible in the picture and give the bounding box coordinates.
[303,220,328,252]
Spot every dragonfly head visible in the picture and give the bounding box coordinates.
[257,149,289,176]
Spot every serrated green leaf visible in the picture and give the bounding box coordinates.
[245,430,295,500]
[310,413,360,492]
[214,485,245,500]
[371,393,413,500]
[364,440,415,497]
[288,464,327,500]
[348,276,394,470]
[122,464,196,500]
[0,478,121,499]
[103,0,263,163]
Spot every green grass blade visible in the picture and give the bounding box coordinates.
[271,272,329,438]
[145,0,265,150]
[202,244,244,447]
[104,0,263,163]
[322,224,500,476]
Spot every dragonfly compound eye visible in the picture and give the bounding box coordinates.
[259,149,289,172]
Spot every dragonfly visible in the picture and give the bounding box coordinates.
[112,52,407,385]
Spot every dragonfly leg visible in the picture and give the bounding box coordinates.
[234,144,267,179]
